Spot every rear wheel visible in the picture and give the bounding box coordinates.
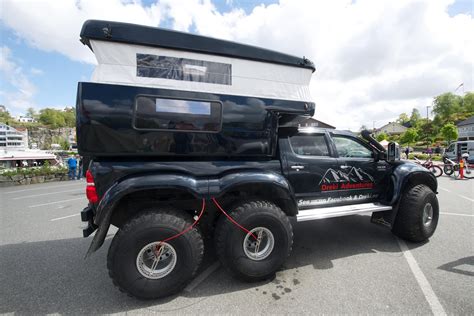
[215,200,293,282]
[392,184,439,242]
[107,209,204,299]
[443,164,454,176]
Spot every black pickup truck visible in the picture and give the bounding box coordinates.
[77,20,439,300]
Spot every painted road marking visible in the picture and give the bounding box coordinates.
[397,238,446,316]
[50,213,80,221]
[440,212,473,217]
[458,195,474,202]
[12,189,82,200]
[439,186,474,202]
[3,181,84,194]
[184,261,221,292]
[29,197,84,208]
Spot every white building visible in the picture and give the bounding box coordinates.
[15,116,36,123]
[374,122,408,136]
[457,116,474,141]
[0,123,28,150]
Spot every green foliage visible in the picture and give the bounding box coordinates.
[400,128,418,145]
[37,107,75,128]
[410,108,421,126]
[462,92,474,113]
[440,123,458,144]
[0,165,68,177]
[0,109,13,123]
[396,113,410,125]
[408,153,442,162]
[376,132,387,141]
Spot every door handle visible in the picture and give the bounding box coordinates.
[340,165,351,169]
[291,165,305,170]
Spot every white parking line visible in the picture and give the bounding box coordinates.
[440,212,473,217]
[458,195,474,202]
[50,213,80,221]
[3,182,84,194]
[184,261,220,292]
[397,238,446,316]
[439,186,474,202]
[29,197,84,208]
[12,189,82,200]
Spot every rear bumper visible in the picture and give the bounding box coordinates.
[81,206,97,237]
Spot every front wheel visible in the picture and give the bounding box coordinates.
[107,210,204,299]
[215,200,293,282]
[429,165,443,178]
[443,164,454,176]
[392,184,439,242]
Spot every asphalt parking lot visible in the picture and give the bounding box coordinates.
[0,176,473,315]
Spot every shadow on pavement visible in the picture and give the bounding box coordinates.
[0,215,422,314]
[438,256,474,277]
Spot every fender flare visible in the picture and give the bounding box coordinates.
[209,170,298,216]
[390,162,438,205]
[86,174,207,256]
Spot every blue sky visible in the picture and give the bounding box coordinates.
[0,0,472,129]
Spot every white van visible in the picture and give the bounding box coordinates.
[444,141,474,162]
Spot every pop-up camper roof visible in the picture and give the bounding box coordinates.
[80,20,315,103]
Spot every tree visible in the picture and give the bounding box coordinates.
[410,108,421,126]
[26,107,37,118]
[396,113,410,125]
[440,123,458,144]
[376,132,387,141]
[400,128,418,146]
[461,92,474,113]
[0,108,13,123]
[432,93,462,121]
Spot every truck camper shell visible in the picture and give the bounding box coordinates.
[77,20,316,157]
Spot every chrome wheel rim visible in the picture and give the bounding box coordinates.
[243,227,275,261]
[422,203,433,227]
[136,242,177,279]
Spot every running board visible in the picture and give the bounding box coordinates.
[296,203,392,222]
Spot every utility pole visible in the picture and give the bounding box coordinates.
[426,106,431,121]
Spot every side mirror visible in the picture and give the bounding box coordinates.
[387,142,400,162]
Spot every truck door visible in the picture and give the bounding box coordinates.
[281,132,340,209]
[331,134,390,202]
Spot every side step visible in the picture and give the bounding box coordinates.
[296,203,392,222]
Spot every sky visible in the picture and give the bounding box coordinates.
[0,0,473,131]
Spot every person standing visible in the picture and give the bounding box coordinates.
[68,155,77,180]
[405,147,410,160]
[76,155,83,180]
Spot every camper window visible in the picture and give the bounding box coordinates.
[136,54,232,85]
[134,96,222,132]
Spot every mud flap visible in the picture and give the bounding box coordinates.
[371,210,394,228]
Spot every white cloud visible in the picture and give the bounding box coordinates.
[0,46,37,113]
[30,67,43,75]
[1,0,473,129]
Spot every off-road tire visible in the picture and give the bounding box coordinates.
[215,200,293,282]
[107,209,204,299]
[392,184,439,242]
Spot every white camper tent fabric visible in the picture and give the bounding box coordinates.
[90,40,313,102]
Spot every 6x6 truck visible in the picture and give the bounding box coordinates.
[78,20,439,300]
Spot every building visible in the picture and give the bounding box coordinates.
[457,116,474,141]
[291,117,336,129]
[15,116,36,123]
[0,123,28,150]
[374,122,407,136]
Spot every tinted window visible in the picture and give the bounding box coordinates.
[290,135,329,156]
[134,96,222,132]
[333,136,373,158]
